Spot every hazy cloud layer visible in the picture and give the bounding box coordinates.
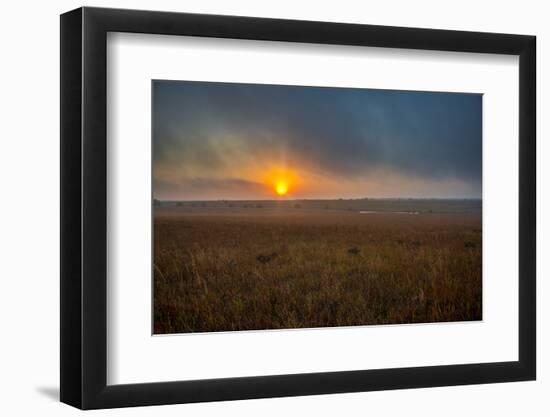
[153,80,482,199]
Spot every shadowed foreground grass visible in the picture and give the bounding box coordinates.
[153,207,481,334]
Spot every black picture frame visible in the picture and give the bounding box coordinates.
[60,6,536,410]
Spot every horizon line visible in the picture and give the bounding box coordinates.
[153,197,483,202]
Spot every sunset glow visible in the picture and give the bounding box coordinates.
[275,181,288,196]
[263,168,300,198]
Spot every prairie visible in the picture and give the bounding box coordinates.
[153,199,482,334]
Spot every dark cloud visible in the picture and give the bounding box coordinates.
[153,80,482,199]
[155,177,267,200]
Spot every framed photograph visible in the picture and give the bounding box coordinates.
[60,7,536,409]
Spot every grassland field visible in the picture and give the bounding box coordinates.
[153,199,482,334]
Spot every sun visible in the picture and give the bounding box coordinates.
[263,168,299,197]
[275,181,288,196]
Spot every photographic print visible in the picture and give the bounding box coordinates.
[152,80,482,334]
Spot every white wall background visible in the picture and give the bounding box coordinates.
[0,0,546,415]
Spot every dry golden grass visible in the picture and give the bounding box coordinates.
[153,206,481,334]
